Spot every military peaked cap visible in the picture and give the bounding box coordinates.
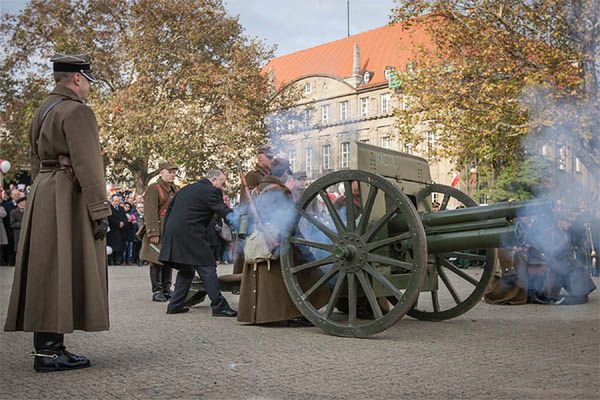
[51,53,98,83]
[158,161,178,171]
[257,145,274,157]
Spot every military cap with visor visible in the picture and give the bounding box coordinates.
[51,53,98,83]
[257,145,274,158]
[158,161,179,171]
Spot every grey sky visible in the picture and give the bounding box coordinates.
[2,1,397,57]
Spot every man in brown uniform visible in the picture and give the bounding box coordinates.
[4,54,111,372]
[140,161,179,302]
[237,158,329,325]
[233,145,273,274]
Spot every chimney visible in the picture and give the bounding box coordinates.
[351,43,362,87]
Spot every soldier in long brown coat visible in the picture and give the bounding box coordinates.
[140,161,179,302]
[237,158,329,325]
[4,54,111,372]
[233,145,273,274]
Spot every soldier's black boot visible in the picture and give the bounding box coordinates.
[32,333,90,373]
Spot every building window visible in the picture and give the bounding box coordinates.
[380,93,390,114]
[304,109,313,128]
[360,139,369,144]
[403,142,413,154]
[321,104,329,124]
[305,147,313,173]
[322,144,331,171]
[401,94,409,110]
[381,136,391,149]
[289,150,296,172]
[340,101,349,121]
[575,157,582,173]
[304,82,312,94]
[340,142,350,168]
[427,132,436,154]
[360,97,369,117]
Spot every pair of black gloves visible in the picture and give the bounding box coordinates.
[93,218,109,241]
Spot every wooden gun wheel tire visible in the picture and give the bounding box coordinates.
[281,170,428,337]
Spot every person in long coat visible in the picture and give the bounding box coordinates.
[4,54,111,373]
[106,195,127,265]
[140,162,179,301]
[237,158,329,325]
[0,205,8,249]
[160,170,237,317]
[232,145,273,274]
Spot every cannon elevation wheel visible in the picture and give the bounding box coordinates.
[407,184,497,321]
[281,170,428,337]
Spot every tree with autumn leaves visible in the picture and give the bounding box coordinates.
[391,0,599,201]
[0,0,294,192]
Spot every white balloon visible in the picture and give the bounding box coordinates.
[0,160,10,174]
[106,246,113,255]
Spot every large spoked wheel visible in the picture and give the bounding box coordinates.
[407,184,497,321]
[281,170,428,337]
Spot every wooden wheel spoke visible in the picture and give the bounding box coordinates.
[440,258,479,286]
[367,253,416,271]
[441,252,487,261]
[431,291,440,312]
[363,205,399,242]
[319,190,346,234]
[357,185,378,235]
[344,181,356,232]
[289,236,334,252]
[301,211,338,242]
[356,270,383,319]
[440,194,450,211]
[364,263,403,300]
[290,254,336,274]
[324,273,346,318]
[302,266,340,301]
[436,263,462,304]
[367,232,412,252]
[347,272,357,325]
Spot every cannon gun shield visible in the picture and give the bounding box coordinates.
[280,170,428,338]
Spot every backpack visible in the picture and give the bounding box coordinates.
[243,183,282,270]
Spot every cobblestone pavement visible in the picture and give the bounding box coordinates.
[1,264,598,400]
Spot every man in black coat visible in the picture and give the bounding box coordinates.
[107,195,127,265]
[160,170,237,316]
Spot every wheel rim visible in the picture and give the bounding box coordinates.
[407,184,497,321]
[281,170,427,337]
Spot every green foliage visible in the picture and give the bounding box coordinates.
[485,156,554,202]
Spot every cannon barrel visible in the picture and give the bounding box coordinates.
[426,224,521,253]
[420,199,552,227]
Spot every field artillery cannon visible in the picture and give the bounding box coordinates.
[279,142,552,337]
[186,142,552,337]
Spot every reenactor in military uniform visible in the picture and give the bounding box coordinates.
[237,158,329,325]
[4,54,111,372]
[233,145,274,274]
[140,161,179,302]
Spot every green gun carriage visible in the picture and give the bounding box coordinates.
[187,141,550,337]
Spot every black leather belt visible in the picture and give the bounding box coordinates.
[39,160,65,172]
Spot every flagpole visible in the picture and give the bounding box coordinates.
[347,0,350,37]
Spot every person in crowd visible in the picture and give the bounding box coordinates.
[9,197,26,253]
[121,202,136,264]
[237,158,329,326]
[141,161,179,302]
[233,145,274,275]
[0,204,8,253]
[160,169,237,317]
[4,54,111,372]
[431,201,441,212]
[132,202,144,266]
[1,189,24,265]
[107,195,127,265]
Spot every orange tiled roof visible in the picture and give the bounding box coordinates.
[263,22,434,90]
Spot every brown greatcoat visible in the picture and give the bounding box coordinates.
[140,178,178,265]
[233,163,270,274]
[4,85,111,333]
[237,176,329,324]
